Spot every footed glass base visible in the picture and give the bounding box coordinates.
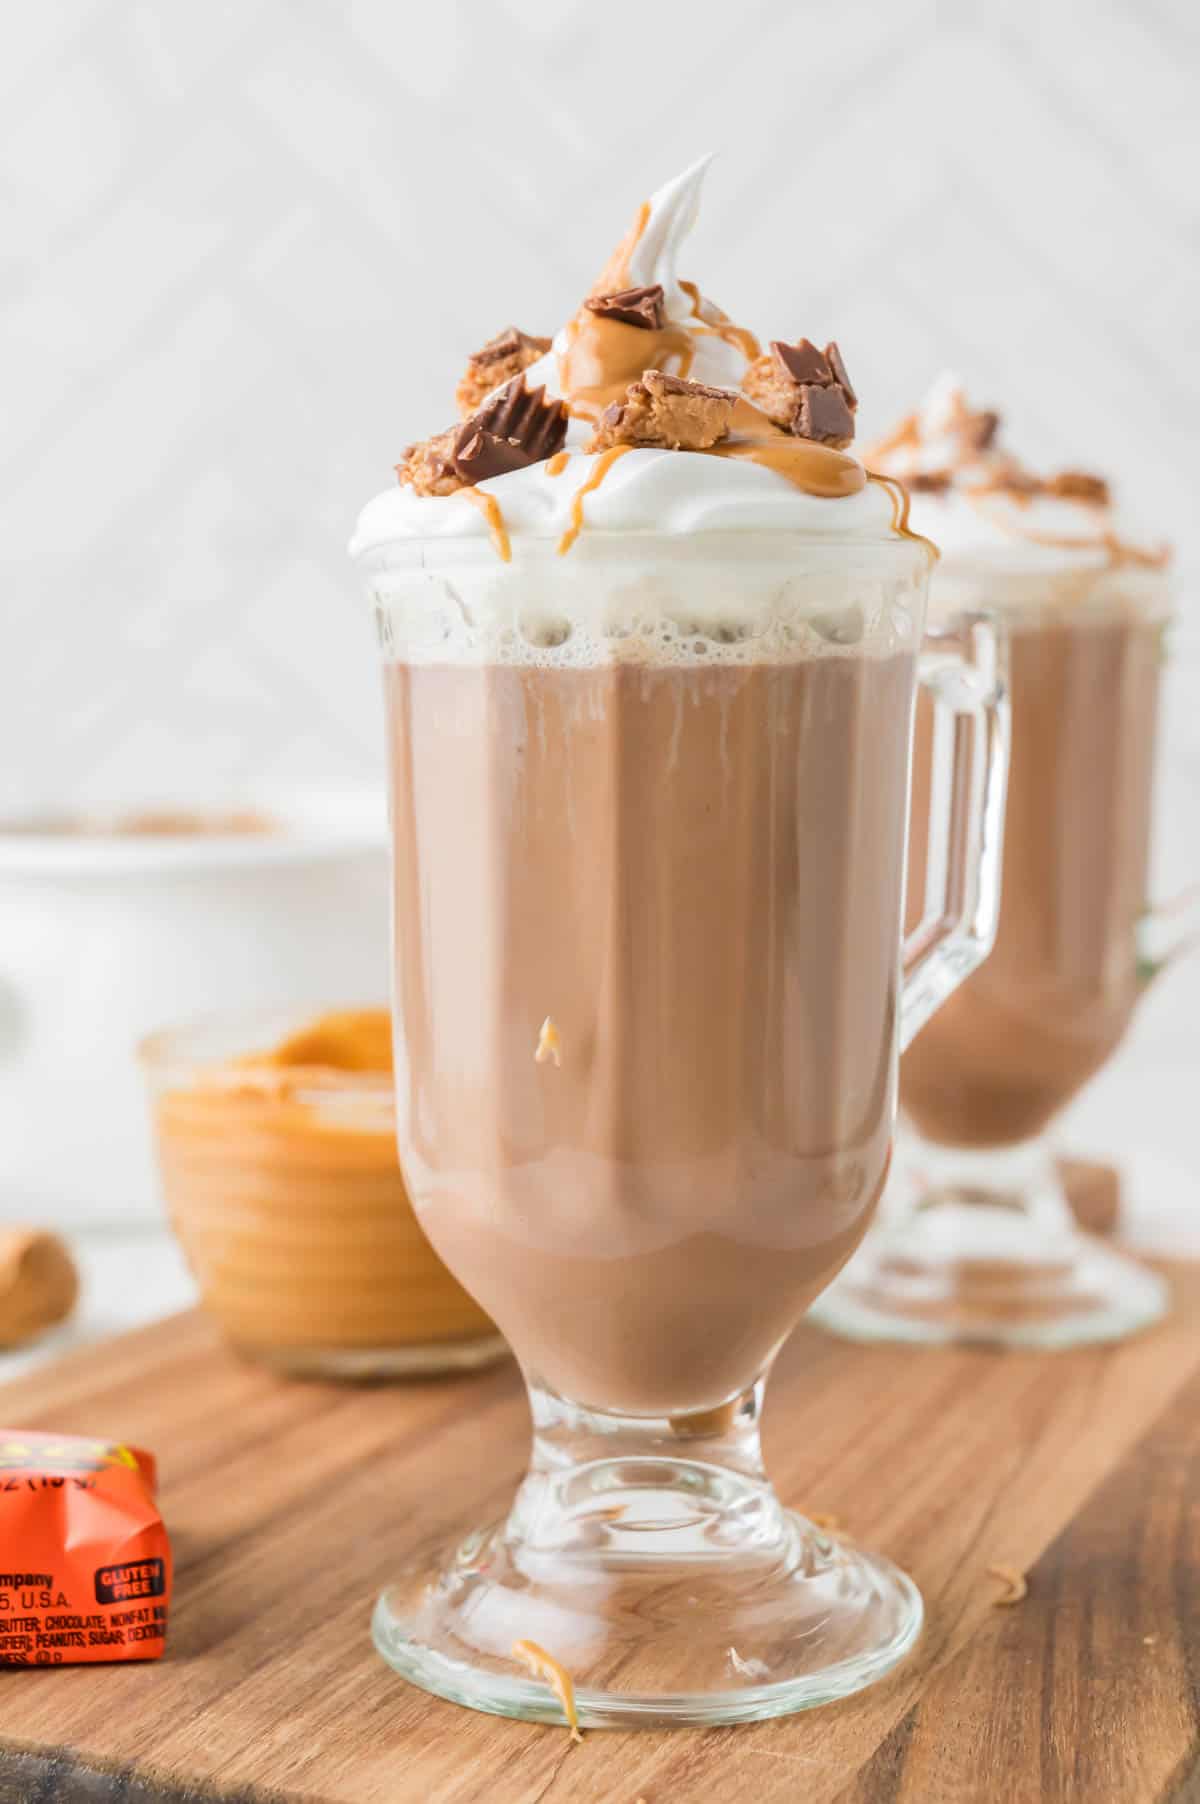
[813,1136,1168,1349]
[372,1385,922,1727]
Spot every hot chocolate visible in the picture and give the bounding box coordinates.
[903,597,1163,1149]
[351,158,1005,1726]
[386,641,915,1415]
[815,377,1173,1348]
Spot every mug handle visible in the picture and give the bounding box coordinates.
[1137,883,1200,986]
[900,611,1010,1052]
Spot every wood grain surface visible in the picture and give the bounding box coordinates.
[0,1266,1196,1804]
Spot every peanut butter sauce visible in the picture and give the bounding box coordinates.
[965,494,1169,569]
[703,398,866,499]
[545,451,570,477]
[679,279,762,361]
[557,311,696,421]
[866,471,940,559]
[463,486,512,562]
[588,199,651,297]
[557,446,635,554]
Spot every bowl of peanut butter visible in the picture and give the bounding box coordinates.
[140,1007,506,1379]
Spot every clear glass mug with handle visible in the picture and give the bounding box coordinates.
[356,527,1007,1729]
[816,560,1195,1348]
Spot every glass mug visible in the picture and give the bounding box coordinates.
[817,561,1195,1348]
[356,529,1007,1727]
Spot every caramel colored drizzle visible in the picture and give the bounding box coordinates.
[866,471,940,560]
[545,451,570,477]
[965,494,1169,569]
[703,398,866,499]
[557,445,635,555]
[462,487,511,562]
[558,311,696,421]
[589,199,651,298]
[679,279,762,360]
[693,320,762,362]
[511,1639,583,1742]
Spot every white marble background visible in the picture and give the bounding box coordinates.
[1,2,1197,1286]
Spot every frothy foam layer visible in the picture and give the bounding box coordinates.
[368,542,925,669]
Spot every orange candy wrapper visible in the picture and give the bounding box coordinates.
[0,1431,171,1666]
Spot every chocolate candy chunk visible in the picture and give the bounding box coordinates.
[456,326,551,417]
[742,336,858,443]
[795,383,856,450]
[772,338,833,386]
[584,284,666,331]
[1045,469,1111,507]
[399,376,567,494]
[588,369,736,452]
[825,341,857,411]
[473,326,549,368]
[452,375,568,483]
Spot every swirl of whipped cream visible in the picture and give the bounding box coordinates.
[868,372,1168,574]
[351,158,901,558]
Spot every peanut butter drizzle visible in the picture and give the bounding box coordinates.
[866,470,940,560]
[589,200,651,297]
[462,486,511,562]
[679,278,762,361]
[965,493,1169,569]
[545,450,570,477]
[558,310,695,420]
[703,398,866,499]
[557,445,635,555]
[511,1639,583,1742]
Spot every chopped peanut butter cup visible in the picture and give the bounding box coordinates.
[588,369,736,452]
[454,375,568,482]
[455,325,552,418]
[742,337,858,448]
[584,284,666,330]
[395,428,463,497]
[398,376,568,495]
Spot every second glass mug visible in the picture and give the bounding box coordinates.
[816,561,1194,1348]
[358,529,1007,1727]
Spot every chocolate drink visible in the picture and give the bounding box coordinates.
[385,644,915,1415]
[902,606,1163,1149]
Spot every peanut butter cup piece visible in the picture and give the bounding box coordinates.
[395,427,465,496]
[452,374,568,482]
[584,284,666,330]
[588,369,736,452]
[398,376,568,494]
[742,337,858,444]
[795,382,856,450]
[455,325,552,418]
[773,338,833,385]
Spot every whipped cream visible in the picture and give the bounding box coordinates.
[351,159,901,559]
[869,372,1167,575]
[353,445,896,555]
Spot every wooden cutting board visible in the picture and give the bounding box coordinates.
[0,1267,1198,1804]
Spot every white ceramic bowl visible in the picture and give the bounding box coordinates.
[0,794,389,1225]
